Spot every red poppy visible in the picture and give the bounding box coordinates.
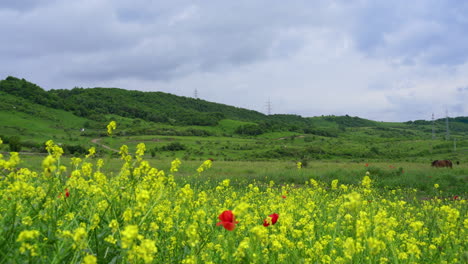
[263,213,279,227]
[58,189,70,199]
[281,195,287,199]
[454,195,459,200]
[216,210,238,231]
[365,163,369,167]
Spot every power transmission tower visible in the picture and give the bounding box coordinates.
[431,113,435,139]
[265,98,272,115]
[194,89,199,99]
[445,109,450,140]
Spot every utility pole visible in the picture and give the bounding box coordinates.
[454,138,457,152]
[430,113,435,155]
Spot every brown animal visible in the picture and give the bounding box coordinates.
[431,160,453,168]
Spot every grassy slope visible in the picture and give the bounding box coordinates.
[0,92,91,145]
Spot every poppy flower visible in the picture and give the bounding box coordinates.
[281,195,287,199]
[263,213,279,227]
[365,163,369,167]
[216,210,238,231]
[58,189,70,199]
[454,195,459,200]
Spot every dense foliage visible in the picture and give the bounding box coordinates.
[1,76,394,132]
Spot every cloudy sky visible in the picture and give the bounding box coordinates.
[1,0,468,122]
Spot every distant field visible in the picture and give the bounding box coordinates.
[12,153,468,197]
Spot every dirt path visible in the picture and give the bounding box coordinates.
[91,138,119,152]
[275,135,305,140]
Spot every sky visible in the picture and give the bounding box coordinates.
[1,0,468,122]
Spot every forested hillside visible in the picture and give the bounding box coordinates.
[0,76,396,133]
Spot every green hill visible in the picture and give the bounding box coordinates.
[1,76,467,161]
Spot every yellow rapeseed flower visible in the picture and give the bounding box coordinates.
[362,175,372,188]
[85,147,96,158]
[109,219,119,233]
[297,161,302,169]
[196,159,212,174]
[83,255,97,264]
[121,225,139,249]
[107,121,117,135]
[17,230,40,242]
[170,158,182,173]
[72,227,87,249]
[331,179,338,190]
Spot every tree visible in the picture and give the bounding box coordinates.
[8,136,22,152]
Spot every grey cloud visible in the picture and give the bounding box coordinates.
[1,0,468,121]
[1,0,345,83]
[457,86,468,92]
[0,0,54,11]
[350,0,468,66]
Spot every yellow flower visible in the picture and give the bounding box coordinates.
[123,209,133,222]
[135,239,157,263]
[85,147,96,158]
[105,235,117,244]
[107,121,117,135]
[109,219,119,233]
[72,227,87,249]
[296,161,302,169]
[119,145,129,159]
[362,175,372,188]
[331,179,338,190]
[170,158,182,173]
[17,230,40,242]
[83,255,97,264]
[136,143,146,157]
[121,225,139,249]
[22,216,33,226]
[196,159,212,174]
[434,183,440,189]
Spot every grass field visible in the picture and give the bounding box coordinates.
[10,152,468,197]
[0,141,466,263]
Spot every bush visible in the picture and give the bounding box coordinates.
[8,136,22,152]
[235,124,264,136]
[161,142,187,151]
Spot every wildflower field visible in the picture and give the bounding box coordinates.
[0,135,467,264]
